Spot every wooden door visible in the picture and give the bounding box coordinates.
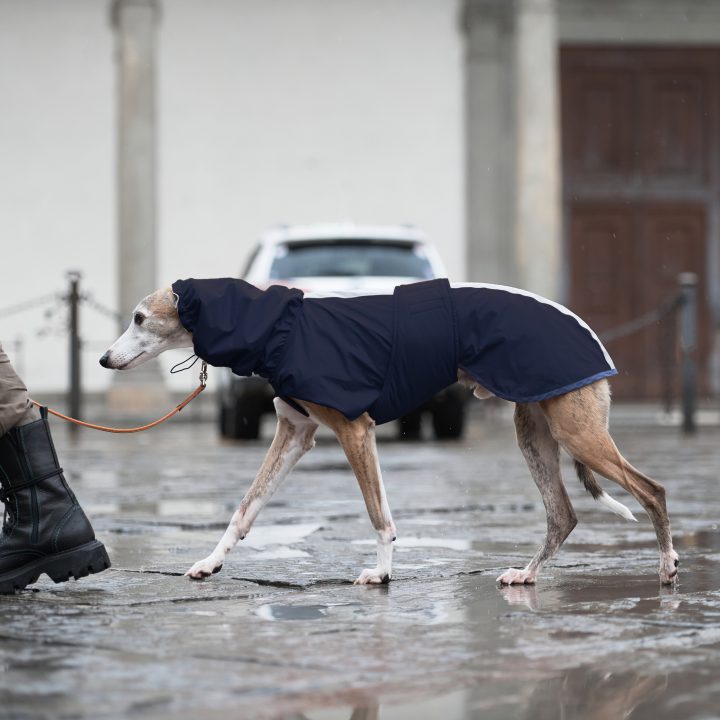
[561,48,718,398]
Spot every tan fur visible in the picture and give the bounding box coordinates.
[540,384,677,583]
[301,402,397,566]
[146,288,179,320]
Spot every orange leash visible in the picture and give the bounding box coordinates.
[29,362,208,434]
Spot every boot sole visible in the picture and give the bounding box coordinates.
[0,540,111,594]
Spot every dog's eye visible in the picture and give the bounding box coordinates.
[134,313,145,326]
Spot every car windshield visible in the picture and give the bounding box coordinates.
[269,241,435,279]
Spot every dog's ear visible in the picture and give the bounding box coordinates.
[159,287,180,316]
[146,288,181,320]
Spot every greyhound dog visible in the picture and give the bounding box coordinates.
[99,278,679,586]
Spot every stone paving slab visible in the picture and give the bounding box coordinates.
[0,414,719,719]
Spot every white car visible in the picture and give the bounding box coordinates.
[218,223,467,440]
[243,223,446,293]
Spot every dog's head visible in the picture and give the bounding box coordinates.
[99,287,193,370]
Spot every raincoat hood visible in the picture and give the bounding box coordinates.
[172,278,303,379]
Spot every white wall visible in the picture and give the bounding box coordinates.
[0,0,115,392]
[0,0,465,393]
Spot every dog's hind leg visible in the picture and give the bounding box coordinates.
[497,403,577,585]
[541,381,678,584]
[302,402,396,585]
[185,398,318,579]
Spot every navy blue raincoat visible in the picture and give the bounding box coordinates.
[173,278,616,424]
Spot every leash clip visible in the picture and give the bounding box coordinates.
[199,361,208,387]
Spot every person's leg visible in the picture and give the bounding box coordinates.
[0,343,110,593]
[0,343,40,434]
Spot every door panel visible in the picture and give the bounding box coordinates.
[640,71,709,187]
[563,69,634,184]
[561,48,717,399]
[569,204,636,397]
[569,202,709,398]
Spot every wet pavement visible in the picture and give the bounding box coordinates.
[1,409,719,719]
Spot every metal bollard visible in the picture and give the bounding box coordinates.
[67,271,82,432]
[678,273,698,434]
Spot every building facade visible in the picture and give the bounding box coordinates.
[1,0,719,399]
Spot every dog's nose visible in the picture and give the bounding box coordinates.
[99,352,110,368]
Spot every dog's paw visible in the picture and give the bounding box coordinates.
[659,549,680,585]
[185,557,223,580]
[354,568,390,585]
[497,567,536,586]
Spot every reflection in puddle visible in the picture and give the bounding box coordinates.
[256,596,467,627]
[302,667,669,719]
[523,667,668,720]
[257,604,329,621]
[501,584,541,611]
[554,557,720,610]
[494,556,720,615]
[257,602,363,621]
[677,527,720,552]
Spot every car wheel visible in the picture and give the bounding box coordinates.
[398,409,423,441]
[219,403,262,440]
[432,398,465,440]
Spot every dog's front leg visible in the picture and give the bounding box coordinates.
[340,416,396,585]
[302,402,396,585]
[185,399,318,579]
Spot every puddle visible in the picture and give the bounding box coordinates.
[677,527,720,552]
[256,602,363,621]
[300,662,720,720]
[257,604,330,621]
[9,421,720,719]
[554,558,720,609]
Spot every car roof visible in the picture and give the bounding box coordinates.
[258,223,429,246]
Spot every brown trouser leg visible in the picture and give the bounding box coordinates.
[0,343,41,436]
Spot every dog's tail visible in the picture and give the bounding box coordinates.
[574,461,637,521]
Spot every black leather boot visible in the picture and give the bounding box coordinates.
[0,408,110,593]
